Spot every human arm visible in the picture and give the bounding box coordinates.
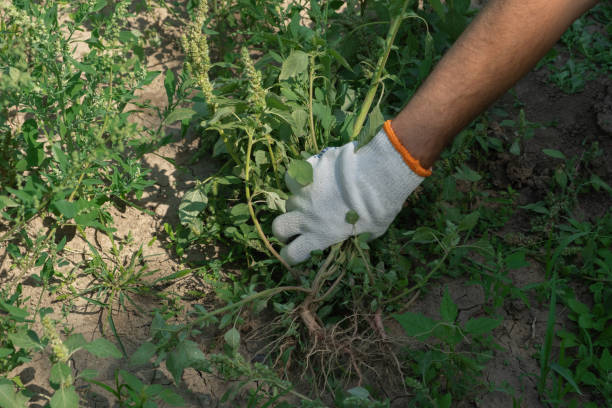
[393,0,599,169]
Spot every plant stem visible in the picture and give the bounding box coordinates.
[308,53,319,152]
[245,128,298,276]
[190,285,311,328]
[351,0,411,140]
[263,130,282,188]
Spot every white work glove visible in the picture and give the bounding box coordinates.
[272,121,431,265]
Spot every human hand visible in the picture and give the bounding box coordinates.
[272,121,431,265]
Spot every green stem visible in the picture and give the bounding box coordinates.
[190,285,311,328]
[307,54,319,152]
[263,130,282,188]
[351,0,411,140]
[245,128,297,276]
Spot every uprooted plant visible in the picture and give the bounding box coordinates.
[163,0,488,396]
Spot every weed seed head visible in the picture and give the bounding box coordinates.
[42,315,70,364]
[241,47,266,111]
[182,0,215,105]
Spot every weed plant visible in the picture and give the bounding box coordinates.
[0,0,181,406]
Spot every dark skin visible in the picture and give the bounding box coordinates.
[392,0,600,169]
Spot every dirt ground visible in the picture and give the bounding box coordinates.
[1,3,611,408]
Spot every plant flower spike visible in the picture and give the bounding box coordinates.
[181,0,214,105]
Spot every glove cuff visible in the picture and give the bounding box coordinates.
[353,125,426,213]
[383,120,432,177]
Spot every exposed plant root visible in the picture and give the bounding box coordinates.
[239,238,418,398]
[299,305,324,338]
[303,312,404,393]
[245,304,409,398]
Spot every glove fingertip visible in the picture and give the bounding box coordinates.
[280,245,308,266]
[272,212,304,243]
[281,235,318,266]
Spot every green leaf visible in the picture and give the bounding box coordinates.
[463,317,501,336]
[153,269,192,284]
[164,69,176,105]
[164,108,196,124]
[454,164,482,182]
[599,348,612,371]
[158,388,185,406]
[119,370,144,392]
[429,0,446,21]
[345,210,359,225]
[504,251,530,270]
[51,144,69,171]
[458,211,479,232]
[224,328,240,349]
[0,301,28,321]
[418,31,434,80]
[66,56,96,75]
[229,203,250,223]
[64,333,87,355]
[52,199,77,219]
[393,312,436,340]
[312,101,334,131]
[542,149,566,159]
[436,393,452,408]
[287,160,313,186]
[440,288,458,322]
[119,30,140,44]
[589,174,612,193]
[279,50,309,80]
[50,386,79,408]
[509,138,521,155]
[178,187,208,229]
[565,298,590,315]
[521,202,549,214]
[91,0,108,12]
[166,340,208,384]
[290,109,308,136]
[130,342,157,366]
[411,227,437,243]
[357,104,384,149]
[554,169,567,188]
[328,48,352,71]
[8,330,43,351]
[82,338,122,358]
[0,195,18,210]
[77,369,98,381]
[550,363,582,395]
[50,362,73,389]
[264,191,286,212]
[0,382,29,408]
[141,70,161,86]
[254,150,268,166]
[347,386,370,399]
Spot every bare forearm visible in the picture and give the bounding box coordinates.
[391,0,599,169]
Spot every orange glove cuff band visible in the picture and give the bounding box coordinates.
[383,120,432,177]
